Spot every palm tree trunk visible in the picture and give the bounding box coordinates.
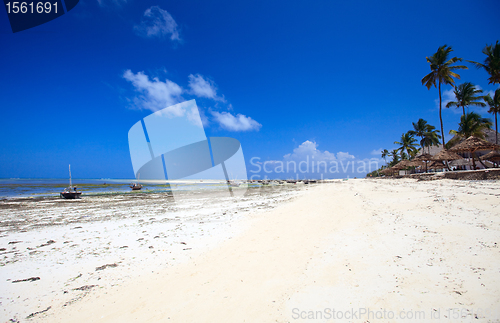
[462,105,465,116]
[438,81,445,148]
[495,112,498,145]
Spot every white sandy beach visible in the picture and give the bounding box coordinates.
[2,179,500,322]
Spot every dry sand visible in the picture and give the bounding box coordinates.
[4,179,500,322]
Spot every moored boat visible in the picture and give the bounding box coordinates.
[60,165,82,199]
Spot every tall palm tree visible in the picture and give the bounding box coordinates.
[381,149,389,163]
[422,45,468,147]
[484,88,500,144]
[469,41,500,85]
[445,82,486,116]
[408,118,441,153]
[394,132,418,160]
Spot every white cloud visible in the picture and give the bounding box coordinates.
[370,148,383,156]
[188,74,225,102]
[134,6,180,41]
[440,85,492,115]
[283,140,354,162]
[436,88,457,113]
[123,70,183,112]
[211,111,262,131]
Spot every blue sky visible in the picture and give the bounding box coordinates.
[1,0,499,179]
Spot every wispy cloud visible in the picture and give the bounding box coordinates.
[188,74,225,102]
[211,111,262,131]
[123,70,183,112]
[370,148,383,156]
[123,70,260,131]
[134,6,181,41]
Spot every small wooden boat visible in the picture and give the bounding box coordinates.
[60,165,82,199]
[130,173,143,190]
[130,183,143,190]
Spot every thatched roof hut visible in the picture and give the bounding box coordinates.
[393,160,413,170]
[380,167,397,175]
[427,161,445,170]
[480,150,500,162]
[414,153,433,161]
[449,136,500,169]
[450,136,500,153]
[431,149,463,161]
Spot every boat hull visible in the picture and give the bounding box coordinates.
[60,192,82,199]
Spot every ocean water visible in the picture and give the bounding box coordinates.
[0,178,255,199]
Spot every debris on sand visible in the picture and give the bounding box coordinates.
[95,263,118,271]
[12,277,40,283]
[73,285,97,291]
[8,241,22,245]
[26,306,51,319]
[38,240,56,248]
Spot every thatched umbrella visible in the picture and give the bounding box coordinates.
[393,160,413,170]
[480,150,500,167]
[393,159,423,175]
[427,161,445,170]
[430,149,463,161]
[480,150,500,162]
[380,167,397,176]
[449,136,500,169]
[414,153,433,173]
[430,149,464,171]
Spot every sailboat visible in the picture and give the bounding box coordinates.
[130,172,143,190]
[60,164,82,199]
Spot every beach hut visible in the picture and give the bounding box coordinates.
[430,149,464,171]
[449,136,500,170]
[426,161,446,171]
[414,153,433,173]
[380,167,397,176]
[392,160,420,175]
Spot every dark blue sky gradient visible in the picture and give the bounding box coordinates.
[1,0,499,178]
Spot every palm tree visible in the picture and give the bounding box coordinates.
[421,130,441,154]
[381,149,389,163]
[422,45,468,147]
[394,132,418,160]
[449,112,493,169]
[449,112,492,140]
[469,41,500,85]
[389,149,400,167]
[408,118,441,153]
[484,88,500,144]
[445,82,486,116]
